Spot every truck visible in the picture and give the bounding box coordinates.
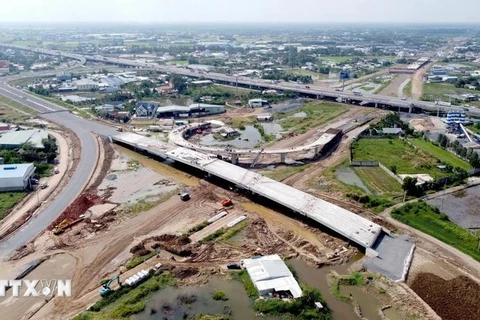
[353,91,362,96]
[179,191,190,201]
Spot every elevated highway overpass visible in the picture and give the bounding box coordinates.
[2,44,480,118]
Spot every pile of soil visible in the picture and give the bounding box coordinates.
[145,234,193,257]
[410,273,480,320]
[48,192,104,229]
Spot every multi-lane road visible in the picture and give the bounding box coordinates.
[0,81,117,257]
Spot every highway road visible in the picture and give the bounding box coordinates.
[0,82,117,258]
[3,44,479,117]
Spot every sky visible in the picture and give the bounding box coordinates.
[1,0,479,24]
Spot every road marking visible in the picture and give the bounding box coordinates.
[26,99,56,112]
[0,87,23,98]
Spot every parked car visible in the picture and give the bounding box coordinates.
[40,182,48,189]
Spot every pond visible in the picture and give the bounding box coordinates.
[198,123,284,148]
[334,166,372,194]
[135,277,280,320]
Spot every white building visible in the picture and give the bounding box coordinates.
[0,163,36,192]
[74,79,99,91]
[248,99,269,108]
[242,254,302,298]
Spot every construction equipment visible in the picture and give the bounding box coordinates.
[99,275,121,297]
[221,198,233,207]
[53,217,85,235]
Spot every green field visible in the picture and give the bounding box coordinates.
[410,139,471,170]
[0,192,26,220]
[422,83,476,100]
[353,166,403,194]
[352,138,448,178]
[466,124,480,135]
[392,201,480,262]
[167,60,188,66]
[403,80,412,97]
[284,68,328,79]
[278,101,349,134]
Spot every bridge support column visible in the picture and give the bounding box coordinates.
[314,146,320,155]
[231,154,239,164]
[280,153,286,163]
[375,102,378,108]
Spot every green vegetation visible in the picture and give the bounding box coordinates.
[34,95,91,118]
[263,165,310,181]
[74,273,176,320]
[421,83,475,101]
[121,189,178,218]
[217,221,248,241]
[253,285,331,320]
[187,221,209,234]
[467,124,480,135]
[346,193,395,213]
[167,60,188,66]
[403,80,412,97]
[352,138,449,178]
[230,116,256,129]
[277,101,348,134]
[392,201,480,262]
[212,290,228,301]
[231,270,258,299]
[201,228,227,242]
[360,86,375,92]
[353,166,403,194]
[192,315,228,320]
[330,272,366,302]
[125,251,156,270]
[410,139,471,171]
[0,192,26,220]
[253,123,275,142]
[373,78,392,94]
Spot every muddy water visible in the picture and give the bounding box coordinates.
[288,259,402,320]
[136,277,279,320]
[114,145,199,186]
[335,165,372,194]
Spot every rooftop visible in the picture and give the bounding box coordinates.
[0,163,35,179]
[243,254,302,298]
[0,130,48,148]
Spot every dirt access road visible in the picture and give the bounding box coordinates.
[411,60,436,100]
[378,74,411,97]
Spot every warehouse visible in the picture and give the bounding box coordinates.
[242,254,302,298]
[0,130,49,149]
[0,163,36,191]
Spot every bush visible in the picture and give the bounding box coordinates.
[110,302,145,318]
[212,290,228,301]
[126,251,156,270]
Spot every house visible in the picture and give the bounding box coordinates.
[0,163,36,192]
[242,254,302,299]
[248,98,269,108]
[0,123,11,132]
[0,130,49,149]
[57,71,72,81]
[100,76,124,93]
[155,82,174,95]
[135,101,159,118]
[0,60,10,74]
[382,128,404,136]
[220,127,238,138]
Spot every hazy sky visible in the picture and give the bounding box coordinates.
[1,0,479,24]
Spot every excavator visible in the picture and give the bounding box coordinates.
[99,275,122,297]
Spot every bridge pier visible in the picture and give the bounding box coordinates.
[314,146,320,155]
[375,102,378,108]
[231,154,239,164]
[280,153,286,163]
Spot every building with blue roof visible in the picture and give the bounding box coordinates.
[0,163,35,191]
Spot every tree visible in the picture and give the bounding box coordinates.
[170,75,187,94]
[402,177,418,196]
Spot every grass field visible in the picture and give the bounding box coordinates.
[403,80,412,97]
[167,60,188,66]
[421,83,476,100]
[352,138,449,178]
[353,166,403,194]
[277,101,349,134]
[410,139,471,170]
[0,192,26,220]
[466,125,480,135]
[284,68,329,79]
[36,95,91,118]
[263,165,309,181]
[392,201,480,262]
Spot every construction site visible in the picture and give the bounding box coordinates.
[0,98,479,320]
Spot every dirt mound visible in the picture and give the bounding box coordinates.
[49,192,105,230]
[171,266,199,279]
[145,234,193,257]
[410,273,480,320]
